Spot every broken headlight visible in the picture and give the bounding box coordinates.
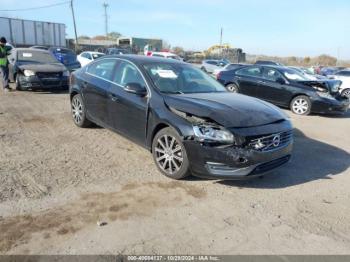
[23,70,35,77]
[193,125,234,144]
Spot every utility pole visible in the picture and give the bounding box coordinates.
[220,27,223,59]
[70,0,79,51]
[103,2,109,38]
[220,27,223,46]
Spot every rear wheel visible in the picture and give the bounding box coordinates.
[226,83,239,93]
[71,93,92,128]
[341,88,350,98]
[152,127,191,180]
[290,95,311,115]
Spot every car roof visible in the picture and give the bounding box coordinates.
[82,51,104,54]
[14,48,51,54]
[104,54,186,65]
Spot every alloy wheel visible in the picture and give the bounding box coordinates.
[72,97,83,124]
[343,89,350,98]
[227,84,238,93]
[292,98,309,115]
[155,135,183,175]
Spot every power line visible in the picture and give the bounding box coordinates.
[0,1,70,12]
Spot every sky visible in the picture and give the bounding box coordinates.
[0,0,349,59]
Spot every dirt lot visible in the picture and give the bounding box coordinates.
[0,87,349,255]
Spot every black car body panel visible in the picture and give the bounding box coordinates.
[70,55,293,179]
[218,65,349,114]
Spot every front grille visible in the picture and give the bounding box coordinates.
[36,72,62,79]
[247,130,293,152]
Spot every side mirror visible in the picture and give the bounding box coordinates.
[276,77,286,84]
[125,83,147,96]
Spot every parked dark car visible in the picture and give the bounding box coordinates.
[8,48,69,91]
[70,55,293,180]
[48,47,81,71]
[106,48,131,55]
[255,60,284,66]
[320,67,340,77]
[217,65,349,115]
[30,46,49,50]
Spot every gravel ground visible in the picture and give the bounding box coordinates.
[0,87,349,254]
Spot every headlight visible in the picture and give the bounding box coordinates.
[23,70,35,77]
[193,125,234,144]
[63,71,70,77]
[317,91,336,100]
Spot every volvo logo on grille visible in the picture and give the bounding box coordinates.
[272,135,281,147]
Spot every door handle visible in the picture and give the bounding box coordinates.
[109,93,119,102]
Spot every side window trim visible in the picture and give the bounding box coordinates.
[236,66,263,79]
[86,58,151,97]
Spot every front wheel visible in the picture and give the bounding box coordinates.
[71,94,92,128]
[152,127,191,180]
[15,74,26,91]
[290,95,311,115]
[226,83,239,93]
[341,89,350,99]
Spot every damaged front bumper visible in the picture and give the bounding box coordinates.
[18,75,69,90]
[183,122,293,180]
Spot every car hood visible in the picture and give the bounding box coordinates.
[18,63,66,72]
[164,93,288,128]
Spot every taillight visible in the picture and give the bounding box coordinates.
[216,72,222,80]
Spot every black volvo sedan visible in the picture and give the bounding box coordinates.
[69,55,293,180]
[8,48,70,91]
[217,65,349,115]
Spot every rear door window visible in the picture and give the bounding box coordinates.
[236,67,263,78]
[87,59,118,81]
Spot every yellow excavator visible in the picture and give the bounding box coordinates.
[204,44,232,55]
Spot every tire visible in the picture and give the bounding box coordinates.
[290,95,311,115]
[152,127,191,180]
[71,93,92,128]
[341,88,350,99]
[226,83,239,93]
[15,74,26,91]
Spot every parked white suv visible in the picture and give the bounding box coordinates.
[150,52,182,61]
[77,51,105,67]
[201,60,228,74]
[329,70,350,98]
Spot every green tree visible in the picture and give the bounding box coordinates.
[107,32,122,40]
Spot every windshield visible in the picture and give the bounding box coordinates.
[144,63,227,94]
[17,50,58,64]
[282,68,309,81]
